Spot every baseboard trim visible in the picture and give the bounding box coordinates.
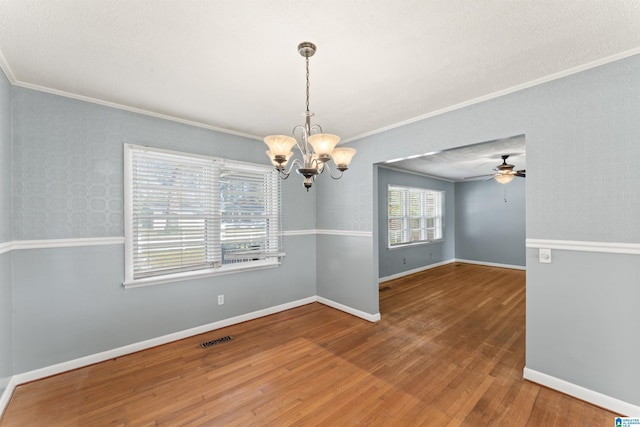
[2,295,379,416]
[13,297,317,385]
[379,259,455,283]
[378,258,526,284]
[523,367,640,417]
[0,376,17,419]
[454,258,526,270]
[316,296,381,322]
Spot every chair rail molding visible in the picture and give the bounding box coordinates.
[526,238,640,255]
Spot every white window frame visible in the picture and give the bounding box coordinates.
[388,184,444,248]
[124,144,282,288]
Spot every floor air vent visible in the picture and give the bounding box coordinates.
[201,335,233,348]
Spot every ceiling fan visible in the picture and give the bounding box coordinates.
[465,155,526,184]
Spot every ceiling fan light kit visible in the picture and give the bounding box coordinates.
[264,42,356,191]
[495,173,515,184]
[466,154,525,185]
[493,155,526,185]
[462,154,525,184]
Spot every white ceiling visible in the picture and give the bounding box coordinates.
[383,135,526,182]
[1,1,639,175]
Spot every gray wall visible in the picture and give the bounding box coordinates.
[316,54,640,407]
[0,69,12,394]
[10,87,317,372]
[526,249,640,406]
[455,177,526,266]
[2,52,639,409]
[12,240,315,372]
[377,167,455,279]
[314,150,377,315]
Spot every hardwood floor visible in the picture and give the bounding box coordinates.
[1,263,618,426]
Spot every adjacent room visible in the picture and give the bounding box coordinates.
[377,136,527,280]
[1,1,639,424]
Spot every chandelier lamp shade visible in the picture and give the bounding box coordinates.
[264,42,356,191]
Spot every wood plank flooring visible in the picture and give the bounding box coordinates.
[1,263,619,426]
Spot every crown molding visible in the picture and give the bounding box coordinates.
[343,48,640,143]
[0,49,16,83]
[11,80,262,141]
[0,52,260,142]
[2,44,638,145]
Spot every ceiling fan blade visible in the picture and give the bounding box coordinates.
[516,169,526,177]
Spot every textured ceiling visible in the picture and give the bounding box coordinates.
[0,1,639,176]
[383,136,526,182]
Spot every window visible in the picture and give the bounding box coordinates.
[388,185,444,247]
[124,144,282,287]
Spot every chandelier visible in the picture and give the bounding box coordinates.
[264,42,356,191]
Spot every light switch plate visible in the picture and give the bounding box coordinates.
[539,248,551,263]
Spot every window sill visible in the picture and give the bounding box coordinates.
[123,259,281,289]
[387,239,444,250]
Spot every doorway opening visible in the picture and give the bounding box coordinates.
[374,134,526,288]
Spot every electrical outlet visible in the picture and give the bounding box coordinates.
[218,294,224,305]
[403,258,406,264]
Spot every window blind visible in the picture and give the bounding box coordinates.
[388,185,444,247]
[130,149,217,279]
[388,187,407,245]
[125,144,281,284]
[219,163,281,264]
